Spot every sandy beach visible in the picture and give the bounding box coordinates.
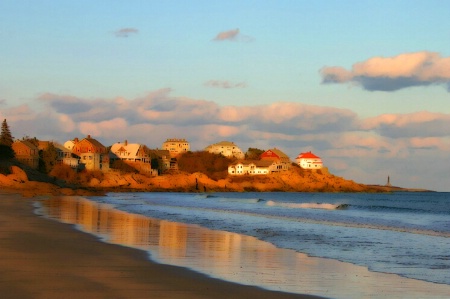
[0,191,322,299]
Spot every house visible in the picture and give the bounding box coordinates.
[147,149,178,173]
[295,151,323,169]
[162,138,190,157]
[204,141,245,159]
[12,140,39,169]
[110,140,156,174]
[69,135,109,171]
[260,148,291,172]
[228,160,276,176]
[38,141,80,169]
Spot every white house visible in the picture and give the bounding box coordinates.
[110,140,156,174]
[204,141,245,159]
[41,141,80,169]
[295,151,323,169]
[228,160,276,176]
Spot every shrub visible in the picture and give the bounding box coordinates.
[178,151,235,180]
[49,164,77,183]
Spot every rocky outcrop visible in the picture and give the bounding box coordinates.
[0,162,384,195]
[93,169,377,193]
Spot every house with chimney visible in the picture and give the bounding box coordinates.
[110,140,156,175]
[69,135,109,171]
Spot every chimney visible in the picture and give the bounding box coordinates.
[87,135,91,139]
[74,137,79,143]
[124,140,128,146]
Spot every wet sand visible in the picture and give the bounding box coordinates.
[0,192,322,299]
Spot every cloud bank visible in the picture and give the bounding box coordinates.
[114,27,139,38]
[1,90,449,191]
[321,51,450,91]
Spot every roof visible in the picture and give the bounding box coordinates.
[296,151,321,159]
[14,140,38,150]
[83,137,106,150]
[211,141,236,147]
[254,160,275,167]
[110,142,146,158]
[261,148,289,160]
[147,149,171,157]
[230,159,274,167]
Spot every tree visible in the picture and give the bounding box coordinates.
[245,147,265,160]
[0,144,15,160]
[178,151,234,180]
[0,119,13,147]
[39,142,59,174]
[0,119,14,160]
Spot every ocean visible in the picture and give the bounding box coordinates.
[37,191,450,298]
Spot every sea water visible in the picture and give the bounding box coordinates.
[37,192,450,298]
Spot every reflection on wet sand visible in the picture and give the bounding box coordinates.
[38,196,450,299]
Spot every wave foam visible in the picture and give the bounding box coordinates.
[266,201,348,210]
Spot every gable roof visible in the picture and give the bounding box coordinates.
[110,142,148,158]
[71,135,107,153]
[83,136,106,150]
[261,148,290,160]
[14,140,38,150]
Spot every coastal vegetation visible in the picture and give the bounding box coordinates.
[178,151,235,180]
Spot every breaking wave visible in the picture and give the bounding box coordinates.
[219,198,264,204]
[266,200,348,210]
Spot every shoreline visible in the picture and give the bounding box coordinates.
[0,191,323,299]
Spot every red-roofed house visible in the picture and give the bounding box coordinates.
[295,151,323,169]
[70,135,109,171]
[260,148,291,172]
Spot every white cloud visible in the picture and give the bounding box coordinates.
[321,51,450,91]
[361,111,450,138]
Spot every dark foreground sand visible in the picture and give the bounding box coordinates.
[0,192,323,299]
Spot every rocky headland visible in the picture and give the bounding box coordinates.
[0,160,414,196]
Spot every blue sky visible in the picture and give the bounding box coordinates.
[1,1,450,191]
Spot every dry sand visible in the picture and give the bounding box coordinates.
[0,191,323,299]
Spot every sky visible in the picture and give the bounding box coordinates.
[1,1,450,191]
